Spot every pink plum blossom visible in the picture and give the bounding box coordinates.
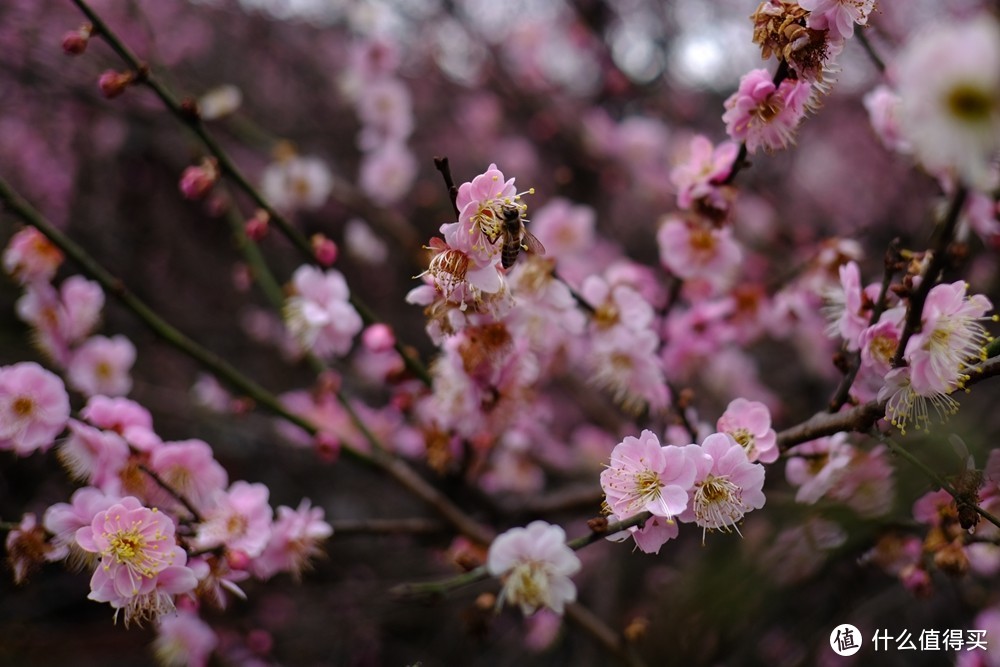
[0,361,70,455]
[43,486,121,561]
[66,334,137,397]
[678,433,766,540]
[57,420,130,493]
[153,609,218,667]
[878,366,959,435]
[863,85,911,154]
[716,398,778,464]
[355,78,414,149]
[723,69,812,154]
[903,281,992,397]
[252,499,333,581]
[16,277,105,365]
[260,155,333,212]
[657,217,742,293]
[600,429,697,519]
[528,198,596,260]
[895,15,1000,191]
[358,141,417,205]
[605,512,680,555]
[5,512,60,583]
[784,433,893,515]
[283,265,364,359]
[451,163,521,266]
[193,481,274,558]
[80,395,161,451]
[823,261,878,350]
[2,226,64,284]
[799,0,874,40]
[487,520,581,615]
[669,135,739,211]
[147,439,229,513]
[76,496,197,626]
[588,327,670,414]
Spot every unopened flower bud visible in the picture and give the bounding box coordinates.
[226,549,251,571]
[98,70,133,99]
[179,158,219,200]
[62,24,92,55]
[362,323,395,352]
[245,210,270,241]
[311,233,338,267]
[314,431,340,463]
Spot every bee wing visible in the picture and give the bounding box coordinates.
[520,228,546,256]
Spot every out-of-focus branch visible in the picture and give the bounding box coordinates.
[330,518,448,535]
[778,354,1000,452]
[0,177,495,546]
[565,601,648,667]
[69,0,432,388]
[855,28,887,73]
[137,463,204,522]
[391,512,651,600]
[892,186,968,367]
[879,434,1000,531]
[827,239,899,412]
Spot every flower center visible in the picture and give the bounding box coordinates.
[507,562,547,609]
[12,396,35,418]
[689,227,717,253]
[634,469,663,505]
[730,427,755,454]
[946,84,994,123]
[694,474,746,534]
[108,529,147,568]
[870,333,897,364]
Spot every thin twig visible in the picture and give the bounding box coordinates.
[827,239,899,412]
[855,29,887,73]
[0,177,494,546]
[565,601,648,667]
[331,518,447,535]
[892,187,968,367]
[391,512,652,600]
[878,434,1000,531]
[139,464,204,522]
[69,0,432,388]
[433,156,460,217]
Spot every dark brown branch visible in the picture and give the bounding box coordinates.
[827,239,900,412]
[892,187,968,367]
[433,156,460,217]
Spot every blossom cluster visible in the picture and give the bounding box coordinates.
[1,232,333,662]
[599,398,774,555]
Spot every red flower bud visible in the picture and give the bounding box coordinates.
[311,233,338,267]
[98,70,133,99]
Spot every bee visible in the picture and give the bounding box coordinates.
[498,204,545,269]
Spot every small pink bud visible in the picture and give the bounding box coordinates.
[98,70,133,99]
[362,323,395,352]
[245,210,270,241]
[179,159,219,200]
[226,549,252,571]
[311,233,338,267]
[314,432,340,463]
[62,25,91,55]
[390,391,413,412]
